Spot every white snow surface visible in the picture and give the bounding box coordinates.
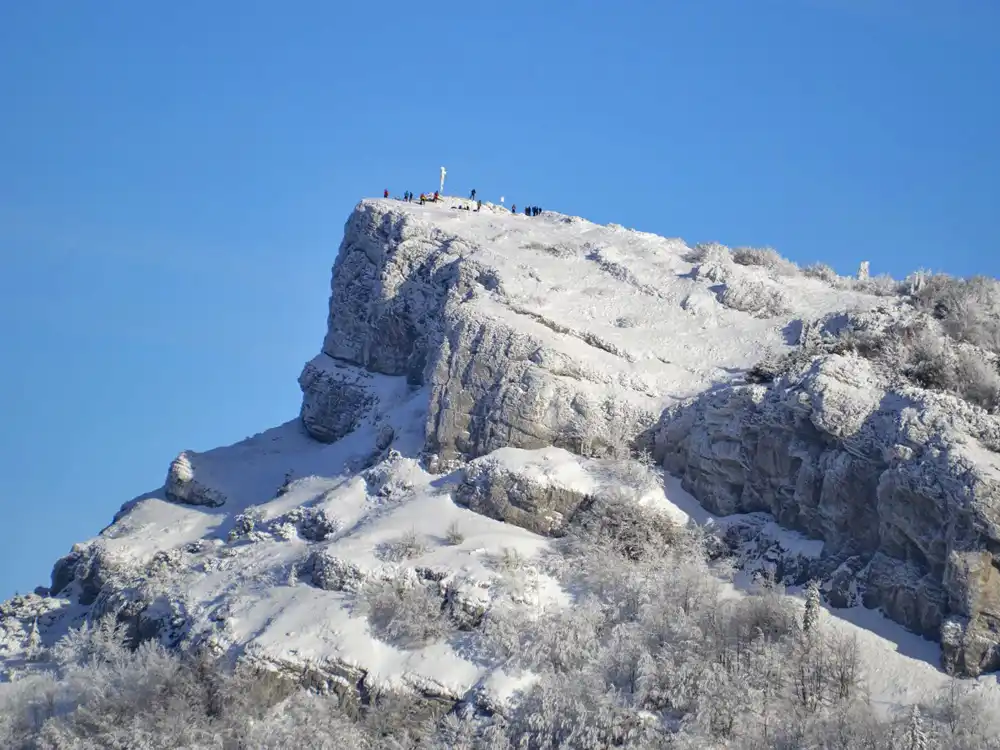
[5,196,1000,717]
[392,196,883,409]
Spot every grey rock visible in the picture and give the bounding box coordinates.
[304,200,659,460]
[321,203,473,381]
[655,351,1000,675]
[717,513,825,587]
[165,451,226,508]
[425,311,656,461]
[455,448,602,536]
[298,356,377,443]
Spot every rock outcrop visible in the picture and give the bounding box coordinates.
[164,451,226,507]
[455,447,603,536]
[302,200,663,461]
[298,357,379,443]
[293,199,1000,673]
[655,351,1000,675]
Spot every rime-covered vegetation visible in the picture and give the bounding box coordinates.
[747,277,1000,412]
[688,241,1000,413]
[3,495,997,749]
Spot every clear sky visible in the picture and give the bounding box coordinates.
[1,0,997,599]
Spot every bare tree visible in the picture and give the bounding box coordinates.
[829,631,863,702]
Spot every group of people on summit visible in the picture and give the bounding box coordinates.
[382,187,542,216]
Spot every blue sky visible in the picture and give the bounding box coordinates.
[1,0,997,599]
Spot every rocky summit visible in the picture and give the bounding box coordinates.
[4,195,1000,710]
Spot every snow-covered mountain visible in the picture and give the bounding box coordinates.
[4,195,1000,722]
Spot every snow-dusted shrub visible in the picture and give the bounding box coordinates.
[908,272,1000,353]
[802,262,901,297]
[683,241,730,264]
[687,242,735,286]
[445,519,465,545]
[359,573,448,648]
[803,262,839,284]
[286,505,340,542]
[731,246,799,277]
[0,674,61,748]
[51,614,131,669]
[514,597,607,674]
[599,452,659,494]
[953,347,1000,409]
[895,324,1000,410]
[727,580,800,643]
[497,546,527,573]
[228,507,264,541]
[855,272,901,297]
[720,278,791,318]
[376,529,429,562]
[308,552,368,592]
[359,690,452,747]
[571,490,680,562]
[752,308,1000,411]
[242,692,369,749]
[429,710,490,750]
[503,670,650,749]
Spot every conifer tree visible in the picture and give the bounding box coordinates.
[802,580,822,634]
[902,704,930,750]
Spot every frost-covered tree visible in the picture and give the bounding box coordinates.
[360,572,449,648]
[51,614,131,669]
[901,703,931,750]
[828,631,864,703]
[802,579,821,634]
[24,618,42,661]
[790,628,827,713]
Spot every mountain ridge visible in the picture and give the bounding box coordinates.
[4,196,1000,737]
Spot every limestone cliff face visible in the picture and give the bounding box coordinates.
[654,352,1000,675]
[297,199,1000,675]
[302,200,661,462]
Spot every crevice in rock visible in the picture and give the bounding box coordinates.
[507,304,635,362]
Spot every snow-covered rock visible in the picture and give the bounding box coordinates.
[165,451,226,507]
[655,349,1000,675]
[10,194,1000,708]
[306,199,875,463]
[455,447,603,535]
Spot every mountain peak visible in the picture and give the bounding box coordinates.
[5,196,1000,740]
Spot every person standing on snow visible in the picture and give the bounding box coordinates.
[384,189,389,198]
[470,189,477,200]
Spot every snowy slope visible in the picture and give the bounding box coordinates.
[353,197,880,405]
[4,196,1000,720]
